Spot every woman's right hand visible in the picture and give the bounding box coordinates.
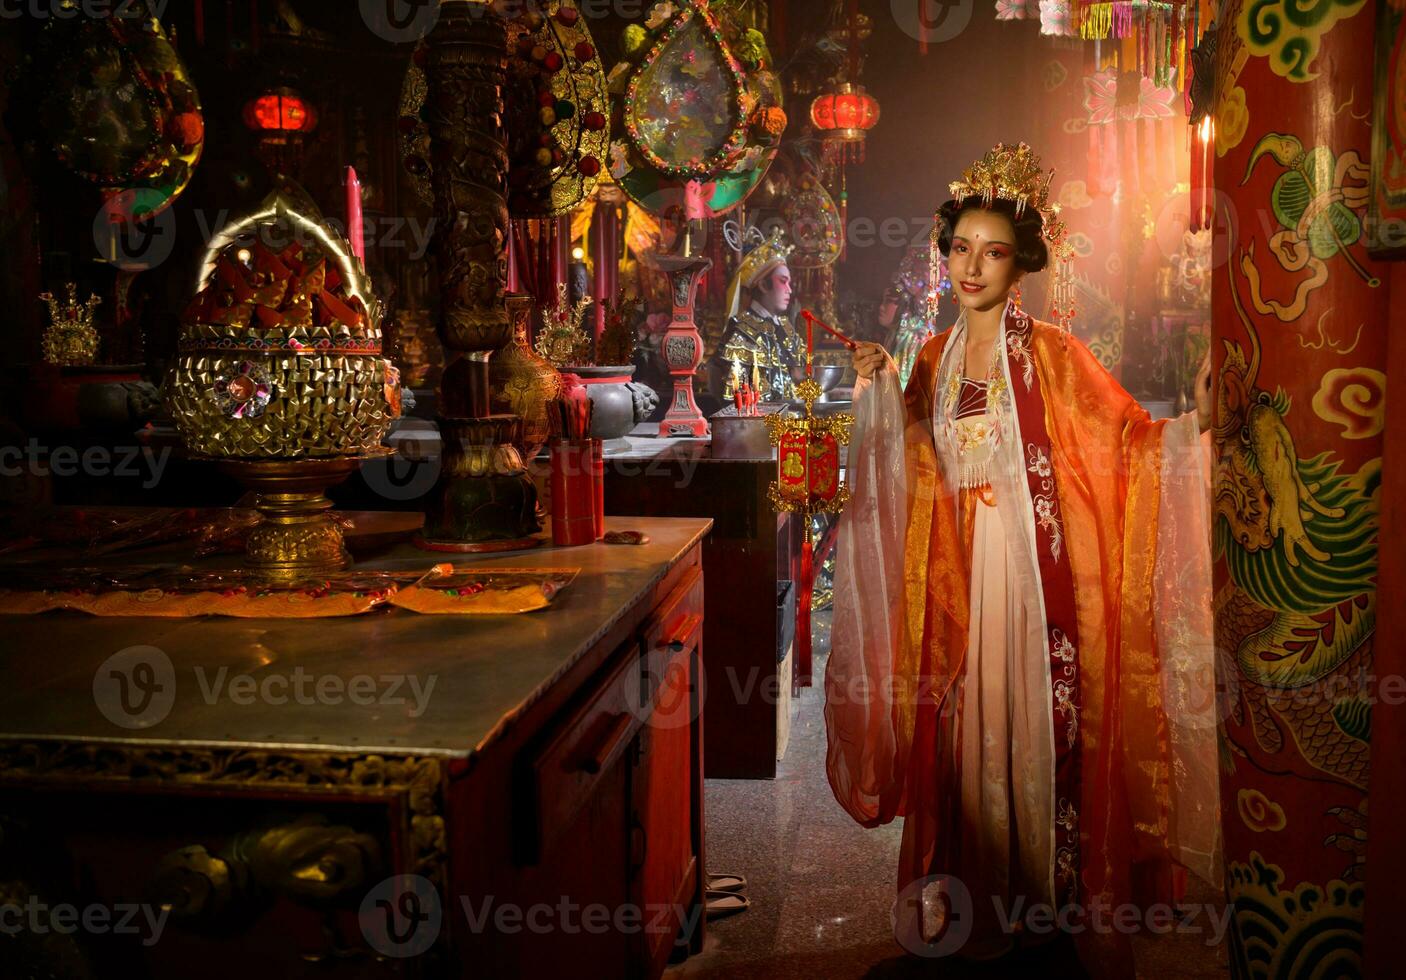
[852,341,890,380]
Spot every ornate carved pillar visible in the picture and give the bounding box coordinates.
[418,0,539,551]
[427,0,510,419]
[1212,2,1388,973]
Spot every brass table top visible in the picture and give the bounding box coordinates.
[0,516,712,759]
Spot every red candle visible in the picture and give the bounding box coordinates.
[345,166,365,264]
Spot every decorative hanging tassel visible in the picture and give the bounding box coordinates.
[1148,9,1156,82]
[1175,4,1185,93]
[798,528,813,674]
[1155,11,1164,86]
[1145,6,1153,75]
[959,454,993,490]
[928,213,943,326]
[1137,6,1144,75]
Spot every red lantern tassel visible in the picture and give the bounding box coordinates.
[798,530,813,685]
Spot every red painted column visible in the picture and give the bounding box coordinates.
[1212,1,1389,973]
[1366,262,1405,979]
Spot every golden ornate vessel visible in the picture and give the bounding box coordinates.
[166,181,394,458]
[212,451,390,581]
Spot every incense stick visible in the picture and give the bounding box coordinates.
[800,310,858,350]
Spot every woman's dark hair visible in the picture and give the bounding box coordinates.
[935,198,1049,273]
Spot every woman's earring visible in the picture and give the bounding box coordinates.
[1012,281,1024,310]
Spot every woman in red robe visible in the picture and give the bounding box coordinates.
[826,143,1218,976]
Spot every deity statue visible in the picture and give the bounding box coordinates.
[877,244,951,389]
[711,227,805,402]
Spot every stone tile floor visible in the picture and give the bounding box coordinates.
[665,614,1230,980]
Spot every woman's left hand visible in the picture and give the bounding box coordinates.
[1194,351,1214,433]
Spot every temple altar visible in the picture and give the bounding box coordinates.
[0,516,710,978]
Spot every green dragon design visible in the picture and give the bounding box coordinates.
[1214,257,1377,789]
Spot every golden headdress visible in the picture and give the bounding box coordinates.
[725,224,795,320]
[934,141,1075,330]
[949,142,1053,215]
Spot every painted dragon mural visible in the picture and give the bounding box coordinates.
[1214,254,1377,801]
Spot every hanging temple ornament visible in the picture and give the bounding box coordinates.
[934,141,1077,331]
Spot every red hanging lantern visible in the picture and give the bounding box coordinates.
[242,87,318,135]
[809,83,880,143]
[243,86,318,177]
[767,310,856,689]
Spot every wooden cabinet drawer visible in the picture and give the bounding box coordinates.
[640,566,703,720]
[519,644,643,864]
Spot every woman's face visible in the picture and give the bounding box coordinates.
[947,209,1023,314]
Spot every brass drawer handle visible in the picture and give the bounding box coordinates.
[656,612,702,654]
[577,712,632,774]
